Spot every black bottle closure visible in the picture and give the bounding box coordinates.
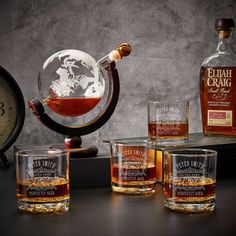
[215,18,235,31]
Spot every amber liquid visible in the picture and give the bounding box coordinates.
[164,177,216,201]
[45,97,101,116]
[148,121,188,140]
[111,163,156,186]
[17,177,69,214]
[17,177,69,202]
[200,66,236,135]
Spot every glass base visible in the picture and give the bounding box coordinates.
[154,138,188,147]
[164,198,215,214]
[17,198,70,214]
[112,183,156,195]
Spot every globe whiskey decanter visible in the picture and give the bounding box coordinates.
[29,43,131,157]
[38,43,131,117]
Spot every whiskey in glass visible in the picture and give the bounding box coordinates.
[16,149,70,214]
[110,140,157,195]
[148,100,189,144]
[163,148,217,213]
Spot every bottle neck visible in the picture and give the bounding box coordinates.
[216,30,234,53]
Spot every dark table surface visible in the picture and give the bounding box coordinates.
[0,168,236,236]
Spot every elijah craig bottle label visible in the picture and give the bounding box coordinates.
[201,67,236,128]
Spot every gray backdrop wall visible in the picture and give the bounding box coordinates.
[0,0,236,159]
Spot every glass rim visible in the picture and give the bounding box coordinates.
[164,148,217,157]
[147,99,189,104]
[16,148,67,157]
[110,139,152,147]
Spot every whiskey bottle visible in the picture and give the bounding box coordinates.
[200,18,236,135]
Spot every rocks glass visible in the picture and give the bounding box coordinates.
[16,148,70,214]
[163,148,217,213]
[148,100,189,144]
[110,140,157,195]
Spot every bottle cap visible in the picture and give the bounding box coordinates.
[215,18,235,31]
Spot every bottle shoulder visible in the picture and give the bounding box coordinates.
[202,51,236,67]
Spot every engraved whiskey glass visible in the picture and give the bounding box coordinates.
[163,148,217,213]
[148,99,189,144]
[16,148,69,214]
[110,140,157,195]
